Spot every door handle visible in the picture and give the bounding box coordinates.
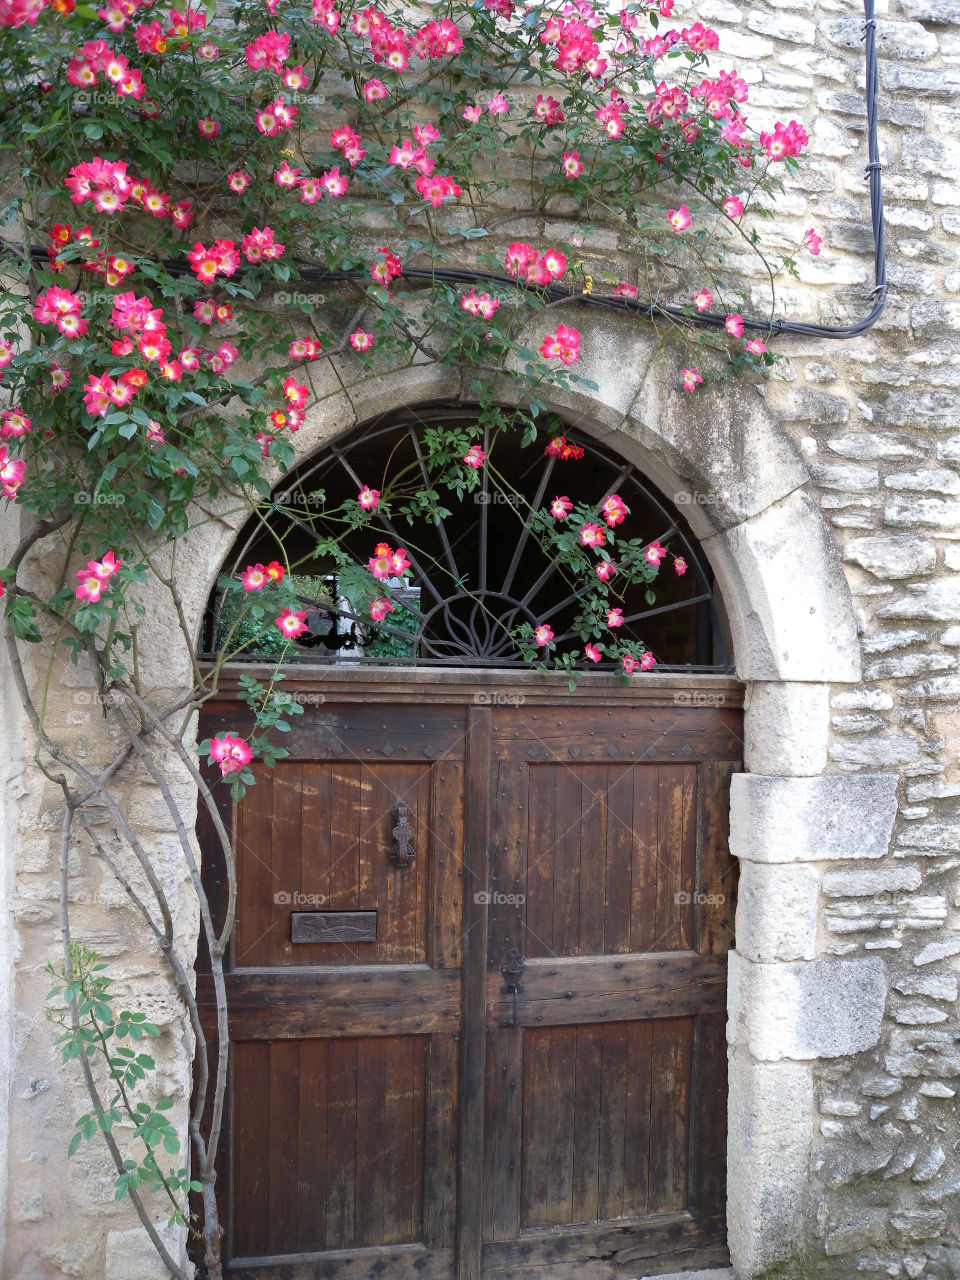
[390,802,415,868]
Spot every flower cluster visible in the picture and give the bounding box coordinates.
[539,324,581,366]
[505,242,566,286]
[209,734,253,776]
[34,286,87,338]
[368,541,412,580]
[67,38,144,99]
[75,550,122,603]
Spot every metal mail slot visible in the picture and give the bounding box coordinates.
[290,911,378,944]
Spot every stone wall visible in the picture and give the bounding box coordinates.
[687,0,960,1274]
[2,0,960,1277]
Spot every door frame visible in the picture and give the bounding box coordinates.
[196,664,744,1278]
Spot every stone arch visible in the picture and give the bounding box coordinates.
[151,328,888,1280]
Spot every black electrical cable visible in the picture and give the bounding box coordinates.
[14,0,885,341]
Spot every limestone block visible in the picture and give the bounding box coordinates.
[104,1224,191,1280]
[703,491,861,683]
[843,535,937,580]
[735,862,819,962]
[726,1050,813,1277]
[730,773,899,862]
[742,682,830,775]
[727,951,887,1060]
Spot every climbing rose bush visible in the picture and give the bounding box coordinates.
[0,0,819,674]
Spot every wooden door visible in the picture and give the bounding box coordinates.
[478,704,739,1279]
[196,677,741,1279]
[198,700,468,1279]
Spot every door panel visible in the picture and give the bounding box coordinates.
[481,705,739,1273]
[196,682,741,1279]
[199,704,466,1277]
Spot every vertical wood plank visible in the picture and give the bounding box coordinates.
[266,1040,300,1252]
[597,1023,627,1221]
[297,1039,328,1251]
[520,1028,576,1227]
[487,760,527,968]
[579,766,607,956]
[415,767,431,964]
[482,1027,522,1241]
[429,761,465,970]
[410,1035,427,1242]
[270,763,302,967]
[328,762,361,964]
[325,1038,358,1250]
[647,1019,680,1213]
[457,706,492,1280]
[571,1025,602,1224]
[691,1011,728,1219]
[656,765,687,952]
[698,760,740,957]
[524,764,555,959]
[552,770,583,957]
[630,769,658,953]
[235,767,275,967]
[424,1032,460,1249]
[672,1019,694,1212]
[678,764,698,952]
[355,1036,388,1244]
[381,1037,417,1244]
[623,1020,653,1218]
[604,766,633,955]
[233,1042,270,1258]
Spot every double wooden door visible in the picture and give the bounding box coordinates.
[197,675,742,1279]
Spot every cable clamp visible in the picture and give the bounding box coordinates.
[861,16,876,38]
[864,160,882,179]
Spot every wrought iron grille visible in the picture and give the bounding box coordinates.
[200,406,731,672]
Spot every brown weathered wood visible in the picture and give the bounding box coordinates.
[524,763,555,960]
[296,1038,328,1252]
[428,762,464,969]
[456,705,491,1280]
[648,1019,694,1214]
[226,1244,456,1279]
[578,767,606,956]
[698,760,740,956]
[290,911,377,944]
[552,773,582,958]
[630,767,658,954]
[198,966,460,1039]
[327,762,361,964]
[690,1011,729,1220]
[198,686,742,1278]
[490,706,743,762]
[325,1038,358,1250]
[423,1032,459,1250]
[623,1020,652,1217]
[603,766,633,955]
[234,764,275,968]
[486,760,527,969]
[571,1026,602,1225]
[232,1042,270,1258]
[484,953,726,1027]
[200,666,745,710]
[271,763,303,967]
[479,1209,727,1270]
[267,1041,301,1253]
[481,1027,522,1243]
[597,1022,627,1222]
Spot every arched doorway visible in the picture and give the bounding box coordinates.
[194,408,743,1279]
